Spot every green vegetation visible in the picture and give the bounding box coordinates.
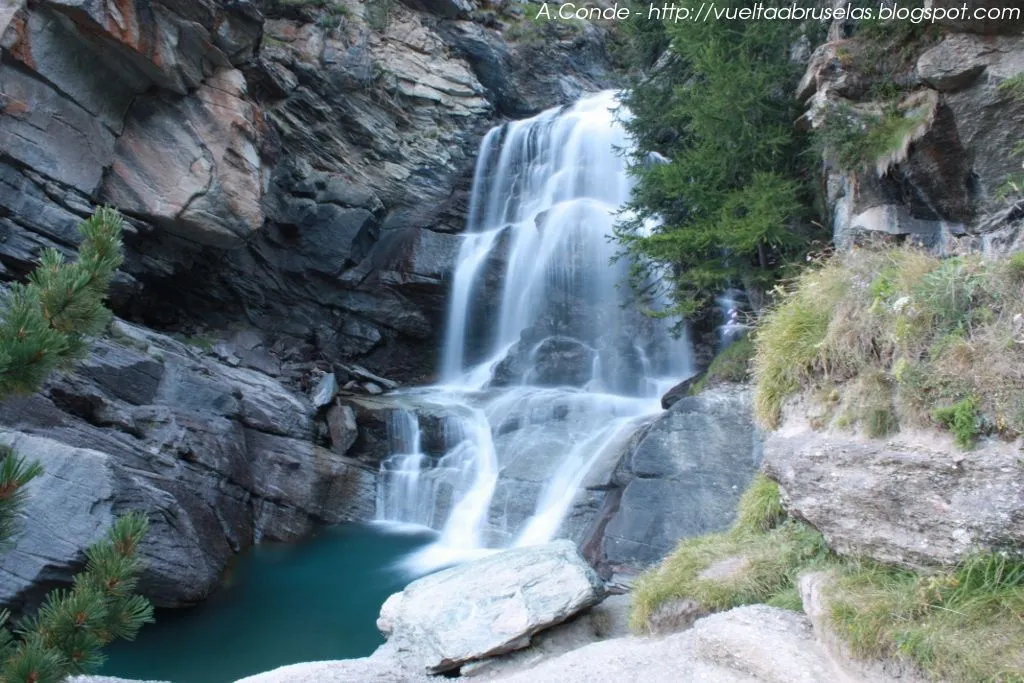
[932,396,982,449]
[998,73,1024,103]
[615,1,823,321]
[630,475,829,632]
[752,246,1024,445]
[830,553,1024,682]
[689,337,754,394]
[631,476,1024,680]
[0,208,153,683]
[366,0,394,31]
[815,97,933,175]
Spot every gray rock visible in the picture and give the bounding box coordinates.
[100,69,266,248]
[400,0,473,18]
[0,320,376,611]
[326,403,358,455]
[600,388,763,570]
[764,425,1024,568]
[488,605,850,683]
[312,372,338,408]
[917,34,990,91]
[460,594,632,678]
[376,540,605,673]
[799,572,930,683]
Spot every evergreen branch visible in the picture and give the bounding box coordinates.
[0,448,44,547]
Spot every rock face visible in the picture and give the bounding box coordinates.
[101,68,267,248]
[376,540,605,673]
[0,0,616,383]
[798,22,1024,258]
[593,388,763,572]
[763,423,1024,568]
[0,320,376,611]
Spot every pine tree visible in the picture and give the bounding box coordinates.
[0,208,154,683]
[615,1,826,319]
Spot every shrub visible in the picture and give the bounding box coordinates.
[816,97,933,176]
[932,397,982,449]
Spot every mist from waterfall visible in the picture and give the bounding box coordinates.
[375,91,693,571]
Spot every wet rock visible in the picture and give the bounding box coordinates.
[376,540,605,673]
[764,424,1024,568]
[660,375,700,410]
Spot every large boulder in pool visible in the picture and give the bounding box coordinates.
[376,540,606,673]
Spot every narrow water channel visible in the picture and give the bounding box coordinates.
[101,524,435,683]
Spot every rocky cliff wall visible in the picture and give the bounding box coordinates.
[0,0,616,382]
[799,6,1024,257]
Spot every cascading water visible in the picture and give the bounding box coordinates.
[376,91,693,570]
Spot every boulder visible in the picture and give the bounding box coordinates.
[376,540,605,673]
[763,424,1024,568]
[659,375,700,409]
[599,388,763,570]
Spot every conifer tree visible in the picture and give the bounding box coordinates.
[0,207,154,683]
[615,1,825,320]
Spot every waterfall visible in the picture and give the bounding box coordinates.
[376,91,693,571]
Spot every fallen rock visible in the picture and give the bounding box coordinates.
[461,594,631,678]
[764,424,1024,568]
[376,540,605,673]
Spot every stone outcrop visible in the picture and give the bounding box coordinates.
[592,388,763,572]
[764,421,1024,568]
[376,540,605,673]
[0,320,376,611]
[798,21,1024,257]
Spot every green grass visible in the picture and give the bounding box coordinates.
[733,474,784,534]
[630,476,830,632]
[689,337,755,394]
[829,553,1024,682]
[630,472,1024,680]
[753,246,1024,444]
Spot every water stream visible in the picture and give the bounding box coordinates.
[376,91,693,571]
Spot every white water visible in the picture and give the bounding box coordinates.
[376,91,693,571]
